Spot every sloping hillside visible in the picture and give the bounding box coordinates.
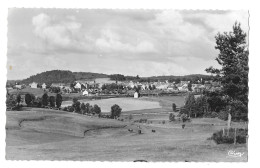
[73,72,108,80]
[20,70,76,85]
[6,108,126,138]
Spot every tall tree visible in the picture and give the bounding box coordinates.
[111,104,122,119]
[184,93,196,117]
[42,93,49,106]
[16,94,21,106]
[56,93,62,108]
[25,93,32,106]
[49,96,55,107]
[93,104,101,115]
[205,22,248,120]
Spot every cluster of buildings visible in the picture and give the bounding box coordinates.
[8,77,222,96]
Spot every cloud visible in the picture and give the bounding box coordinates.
[32,13,84,50]
[95,28,157,53]
[7,9,249,80]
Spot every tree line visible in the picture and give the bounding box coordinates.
[177,22,248,122]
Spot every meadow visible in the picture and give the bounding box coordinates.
[5,95,247,161]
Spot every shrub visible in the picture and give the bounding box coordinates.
[80,103,86,114]
[210,128,248,144]
[49,96,55,107]
[129,114,133,120]
[218,110,228,121]
[42,93,49,106]
[111,104,122,119]
[68,106,74,112]
[6,94,18,110]
[56,93,62,108]
[25,93,32,106]
[73,101,81,113]
[180,113,190,122]
[162,120,166,124]
[211,112,219,118]
[172,103,177,112]
[16,94,21,105]
[93,104,101,114]
[204,112,219,118]
[169,113,175,122]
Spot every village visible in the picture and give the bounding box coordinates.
[7,77,222,98]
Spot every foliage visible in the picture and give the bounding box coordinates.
[203,111,218,118]
[73,72,108,80]
[204,90,226,112]
[180,113,190,122]
[73,101,81,113]
[85,103,90,114]
[49,96,55,107]
[218,110,229,121]
[68,106,74,112]
[194,95,208,117]
[6,93,18,110]
[63,107,68,111]
[210,128,248,144]
[55,93,62,108]
[172,103,177,112]
[169,113,175,122]
[162,120,166,124]
[42,93,49,106]
[50,87,61,93]
[16,94,21,105]
[80,103,86,114]
[109,74,126,81]
[93,104,101,114]
[188,83,192,91]
[101,83,124,91]
[25,93,33,106]
[129,114,133,120]
[111,104,122,119]
[21,70,76,85]
[205,22,248,121]
[34,97,42,107]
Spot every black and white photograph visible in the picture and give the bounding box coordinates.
[5,8,249,162]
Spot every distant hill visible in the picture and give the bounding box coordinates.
[20,70,76,85]
[146,74,212,81]
[73,72,108,80]
[8,70,212,86]
[15,70,109,85]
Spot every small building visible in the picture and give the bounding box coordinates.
[30,82,38,89]
[14,84,22,89]
[74,82,82,89]
[82,90,89,96]
[42,83,47,89]
[134,92,139,98]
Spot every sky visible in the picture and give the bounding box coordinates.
[7,9,249,80]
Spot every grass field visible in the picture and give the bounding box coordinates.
[6,96,248,162]
[62,97,161,112]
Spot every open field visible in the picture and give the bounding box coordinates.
[6,101,248,161]
[61,97,161,112]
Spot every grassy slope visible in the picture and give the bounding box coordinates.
[6,107,247,161]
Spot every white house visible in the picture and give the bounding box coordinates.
[82,90,89,96]
[74,82,82,89]
[14,84,22,89]
[42,83,47,89]
[30,82,38,88]
[134,92,139,98]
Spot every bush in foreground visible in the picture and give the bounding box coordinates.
[210,128,248,144]
[169,113,175,122]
